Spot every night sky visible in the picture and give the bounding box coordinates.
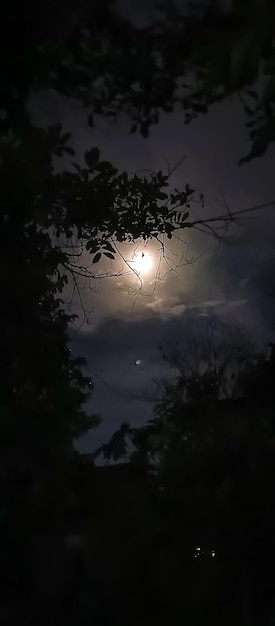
[30,0,275,454]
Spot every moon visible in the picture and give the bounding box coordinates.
[130,252,152,276]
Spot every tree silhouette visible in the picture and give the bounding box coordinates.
[2,0,275,162]
[3,0,275,161]
[98,328,275,625]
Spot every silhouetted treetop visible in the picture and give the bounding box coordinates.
[2,0,275,161]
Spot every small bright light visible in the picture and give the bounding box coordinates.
[130,252,152,275]
[211,550,216,558]
[135,359,142,366]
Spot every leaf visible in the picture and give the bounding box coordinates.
[243,104,253,116]
[85,147,100,168]
[88,113,94,127]
[186,184,194,194]
[82,169,89,182]
[140,122,149,138]
[193,102,208,114]
[247,90,258,101]
[60,132,71,145]
[62,146,75,155]
[181,211,189,222]
[104,252,115,259]
[94,161,114,172]
[102,242,116,253]
[162,103,174,113]
[261,77,275,105]
[239,126,271,164]
[93,252,101,264]
[86,240,96,251]
[156,191,168,200]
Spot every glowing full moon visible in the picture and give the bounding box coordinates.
[130,252,152,275]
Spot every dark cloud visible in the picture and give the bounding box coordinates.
[73,270,275,454]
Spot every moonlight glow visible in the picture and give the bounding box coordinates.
[130,252,152,276]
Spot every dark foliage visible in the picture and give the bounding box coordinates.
[1,1,275,624]
[98,340,275,625]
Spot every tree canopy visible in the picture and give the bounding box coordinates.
[2,0,275,161]
[97,330,275,624]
